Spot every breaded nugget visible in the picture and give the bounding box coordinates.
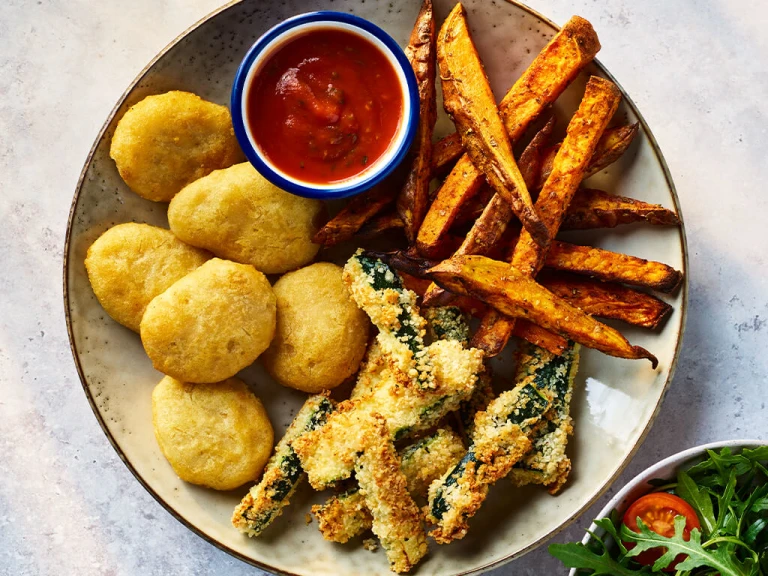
[152,376,273,490]
[110,91,243,202]
[84,223,210,332]
[262,263,370,393]
[140,258,276,383]
[168,163,325,274]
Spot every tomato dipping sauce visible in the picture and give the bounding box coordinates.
[247,28,404,184]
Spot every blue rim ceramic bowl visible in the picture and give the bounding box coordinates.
[231,11,419,200]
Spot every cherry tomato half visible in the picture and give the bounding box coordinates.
[622,492,701,571]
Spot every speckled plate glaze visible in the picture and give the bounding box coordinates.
[64,1,688,575]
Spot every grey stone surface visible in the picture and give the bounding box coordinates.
[0,0,766,574]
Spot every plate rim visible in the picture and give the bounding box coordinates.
[62,1,689,574]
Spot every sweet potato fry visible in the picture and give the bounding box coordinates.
[431,132,462,175]
[420,118,556,303]
[456,122,636,265]
[399,271,433,299]
[561,188,681,230]
[355,188,680,244]
[357,211,405,240]
[537,123,639,189]
[428,15,600,178]
[470,312,514,355]
[539,272,672,329]
[472,76,621,355]
[512,77,621,275]
[404,272,566,354]
[419,14,599,290]
[458,117,557,258]
[545,241,683,293]
[428,255,658,366]
[313,185,396,246]
[396,0,437,243]
[416,156,488,259]
[583,123,639,177]
[452,189,492,228]
[400,271,487,317]
[512,320,570,356]
[437,4,546,245]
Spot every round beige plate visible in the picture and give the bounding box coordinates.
[64,1,688,574]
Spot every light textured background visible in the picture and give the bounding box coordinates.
[1,1,766,575]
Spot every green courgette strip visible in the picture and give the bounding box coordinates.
[426,383,551,543]
[510,343,581,493]
[353,415,428,574]
[426,343,578,543]
[312,428,466,543]
[232,395,333,537]
[456,371,494,444]
[344,252,434,388]
[424,306,470,345]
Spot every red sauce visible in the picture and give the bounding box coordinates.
[247,28,404,184]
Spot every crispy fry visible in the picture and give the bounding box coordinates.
[546,241,683,293]
[452,188,492,228]
[499,16,600,137]
[416,157,488,258]
[374,250,665,359]
[397,0,437,243]
[428,255,658,366]
[512,320,570,356]
[514,77,621,274]
[561,188,681,230]
[539,272,672,329]
[470,312,514,356]
[421,118,556,303]
[428,15,600,177]
[399,271,431,297]
[357,211,405,240]
[446,124,637,270]
[437,4,546,245]
[582,122,639,176]
[455,117,556,258]
[431,132,463,175]
[400,271,487,317]
[472,77,621,355]
[537,123,639,189]
[401,270,565,352]
[419,14,599,286]
[312,184,395,246]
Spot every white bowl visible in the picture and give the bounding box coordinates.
[568,439,768,576]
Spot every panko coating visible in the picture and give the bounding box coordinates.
[110,91,243,202]
[84,223,211,332]
[168,162,325,274]
[152,376,274,490]
[262,263,370,393]
[140,258,276,383]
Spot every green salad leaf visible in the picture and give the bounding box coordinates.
[621,516,756,575]
[677,469,716,534]
[548,542,643,576]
